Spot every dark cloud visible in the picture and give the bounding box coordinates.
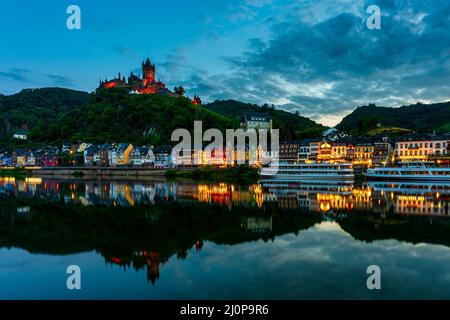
[45,74,74,86]
[0,69,29,82]
[113,45,135,56]
[188,0,450,125]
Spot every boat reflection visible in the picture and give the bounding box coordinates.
[1,177,449,217]
[1,176,450,287]
[260,179,449,217]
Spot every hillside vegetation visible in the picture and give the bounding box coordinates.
[337,102,450,135]
[31,88,235,145]
[0,88,90,142]
[205,99,326,140]
[0,88,328,146]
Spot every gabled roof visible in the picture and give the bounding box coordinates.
[139,146,150,154]
[244,112,271,122]
[13,148,28,156]
[14,130,28,135]
[154,145,172,154]
[116,143,131,153]
[85,144,100,155]
[395,133,449,142]
[99,143,112,151]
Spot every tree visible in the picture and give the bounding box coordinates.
[174,86,185,96]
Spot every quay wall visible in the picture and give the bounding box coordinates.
[27,167,184,178]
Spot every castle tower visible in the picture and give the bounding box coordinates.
[142,58,155,86]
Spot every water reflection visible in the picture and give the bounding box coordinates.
[1,177,448,217]
[1,176,450,296]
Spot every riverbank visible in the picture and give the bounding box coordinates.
[165,166,260,184]
[28,167,174,179]
[0,168,28,178]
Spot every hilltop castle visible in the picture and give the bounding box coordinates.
[98,58,202,104]
[99,58,171,95]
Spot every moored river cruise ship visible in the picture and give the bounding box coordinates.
[365,161,450,182]
[260,162,354,181]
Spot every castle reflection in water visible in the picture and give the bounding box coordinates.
[1,177,449,217]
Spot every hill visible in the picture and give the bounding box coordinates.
[31,88,234,145]
[0,88,327,146]
[204,100,326,139]
[337,102,450,136]
[365,126,412,136]
[0,88,90,142]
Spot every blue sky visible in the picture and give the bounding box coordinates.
[0,0,449,126]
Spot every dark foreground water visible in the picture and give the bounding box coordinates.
[0,177,450,299]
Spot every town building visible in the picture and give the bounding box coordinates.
[240,113,272,131]
[154,145,173,168]
[13,130,28,140]
[99,144,112,167]
[83,144,100,166]
[130,146,154,166]
[373,139,393,166]
[115,143,134,165]
[280,140,301,163]
[12,149,28,166]
[308,141,321,162]
[395,134,449,162]
[353,142,374,166]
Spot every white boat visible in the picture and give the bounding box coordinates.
[260,162,354,181]
[366,181,450,196]
[365,161,450,181]
[259,179,354,195]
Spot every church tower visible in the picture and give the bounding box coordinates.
[142,58,156,85]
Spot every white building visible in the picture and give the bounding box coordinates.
[395,134,448,161]
[13,130,28,140]
[240,113,272,131]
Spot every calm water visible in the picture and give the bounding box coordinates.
[0,176,450,299]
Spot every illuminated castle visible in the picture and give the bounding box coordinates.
[99,58,202,104]
[99,58,170,95]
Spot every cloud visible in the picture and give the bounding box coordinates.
[0,68,75,91]
[244,0,273,7]
[0,68,30,82]
[113,45,137,58]
[45,74,74,86]
[157,221,450,299]
[184,0,450,126]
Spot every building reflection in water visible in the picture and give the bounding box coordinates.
[1,176,450,285]
[1,177,449,217]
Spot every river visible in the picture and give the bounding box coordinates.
[0,176,449,299]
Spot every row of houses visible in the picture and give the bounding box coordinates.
[2,131,449,168]
[0,147,59,167]
[280,133,450,166]
[0,143,174,168]
[81,143,172,168]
